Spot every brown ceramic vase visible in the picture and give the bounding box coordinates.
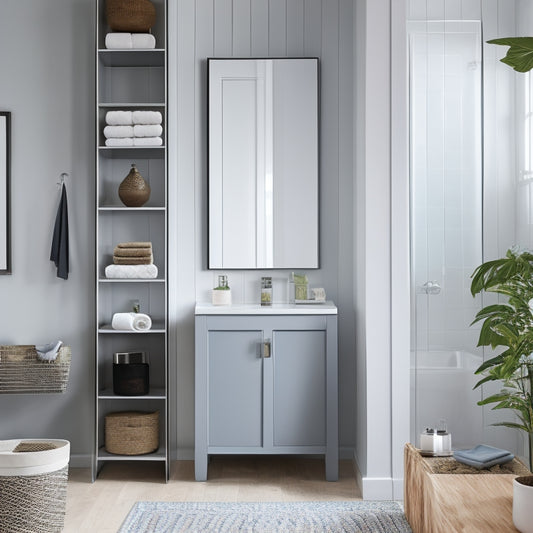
[118,164,151,207]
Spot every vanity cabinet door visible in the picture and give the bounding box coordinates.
[208,330,263,447]
[272,330,326,447]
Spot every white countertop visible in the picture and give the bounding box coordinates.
[195,301,337,315]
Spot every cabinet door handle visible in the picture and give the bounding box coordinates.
[262,341,271,358]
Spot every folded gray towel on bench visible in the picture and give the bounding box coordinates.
[454,444,514,469]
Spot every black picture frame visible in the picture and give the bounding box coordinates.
[0,112,11,274]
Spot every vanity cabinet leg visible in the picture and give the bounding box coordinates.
[195,453,208,481]
[326,449,339,481]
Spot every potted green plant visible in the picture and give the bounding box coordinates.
[470,248,533,533]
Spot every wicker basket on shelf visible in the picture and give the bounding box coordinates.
[105,0,156,32]
[0,345,71,394]
[105,411,159,455]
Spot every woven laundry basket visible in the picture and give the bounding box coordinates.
[105,0,156,32]
[0,345,71,394]
[105,410,159,455]
[0,439,70,533]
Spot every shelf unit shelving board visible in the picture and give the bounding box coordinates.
[95,0,168,482]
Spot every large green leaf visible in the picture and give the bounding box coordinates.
[487,37,533,73]
[491,421,530,432]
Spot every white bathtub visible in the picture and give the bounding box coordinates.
[411,350,484,448]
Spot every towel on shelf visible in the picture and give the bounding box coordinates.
[105,264,158,279]
[133,124,163,138]
[105,137,134,147]
[133,137,162,146]
[113,245,152,257]
[105,110,133,126]
[116,241,152,249]
[132,110,162,125]
[50,183,69,280]
[453,445,515,469]
[105,32,133,49]
[104,125,134,138]
[131,33,156,49]
[111,313,152,331]
[113,255,153,265]
[35,340,63,362]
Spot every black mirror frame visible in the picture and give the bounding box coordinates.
[0,111,11,275]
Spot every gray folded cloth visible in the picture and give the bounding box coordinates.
[453,445,514,469]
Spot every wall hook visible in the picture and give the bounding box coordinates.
[57,172,69,188]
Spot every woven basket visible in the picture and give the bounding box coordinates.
[105,411,159,455]
[0,345,71,394]
[105,0,156,32]
[0,439,70,533]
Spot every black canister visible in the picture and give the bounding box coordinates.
[113,351,149,396]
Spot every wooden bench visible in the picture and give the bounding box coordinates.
[404,443,530,533]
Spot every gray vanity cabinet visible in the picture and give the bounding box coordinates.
[195,307,338,482]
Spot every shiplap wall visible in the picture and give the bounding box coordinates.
[168,0,355,458]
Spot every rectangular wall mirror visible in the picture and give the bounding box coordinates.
[208,58,319,269]
[0,112,10,274]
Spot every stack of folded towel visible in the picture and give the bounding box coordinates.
[104,110,163,147]
[453,444,514,469]
[113,241,153,265]
[105,33,156,49]
[105,241,158,279]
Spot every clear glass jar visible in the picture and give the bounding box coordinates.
[261,277,273,306]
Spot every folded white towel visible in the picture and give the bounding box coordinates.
[133,136,162,146]
[132,110,162,125]
[105,264,158,279]
[131,33,156,49]
[105,32,133,49]
[133,124,163,137]
[36,340,63,362]
[104,125,134,138]
[106,110,133,126]
[105,137,134,147]
[111,312,152,331]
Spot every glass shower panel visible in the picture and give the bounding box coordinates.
[409,21,483,448]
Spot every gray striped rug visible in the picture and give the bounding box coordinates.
[118,501,412,532]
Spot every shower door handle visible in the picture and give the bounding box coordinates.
[419,281,441,295]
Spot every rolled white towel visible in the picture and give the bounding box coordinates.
[133,124,163,137]
[104,125,134,138]
[133,136,162,146]
[105,32,133,49]
[132,110,162,125]
[105,264,158,279]
[131,33,156,49]
[36,340,63,362]
[106,110,133,125]
[105,137,134,147]
[111,313,152,331]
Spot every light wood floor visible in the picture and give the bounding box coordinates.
[64,457,361,532]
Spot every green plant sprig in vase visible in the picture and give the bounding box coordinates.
[470,248,533,470]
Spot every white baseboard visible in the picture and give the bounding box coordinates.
[352,450,401,501]
[393,477,404,500]
[361,476,394,500]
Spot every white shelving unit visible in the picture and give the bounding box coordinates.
[94,0,168,482]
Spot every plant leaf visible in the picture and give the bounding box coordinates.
[487,37,533,73]
[491,421,529,432]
